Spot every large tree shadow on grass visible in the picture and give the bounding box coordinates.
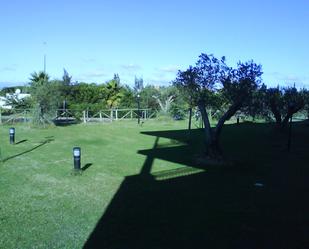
[84,125,309,249]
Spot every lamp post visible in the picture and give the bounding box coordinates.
[9,127,15,144]
[73,147,81,170]
[137,90,141,124]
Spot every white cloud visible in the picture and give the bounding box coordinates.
[75,70,108,82]
[81,58,97,63]
[0,66,17,72]
[156,65,181,74]
[144,76,173,86]
[121,64,142,71]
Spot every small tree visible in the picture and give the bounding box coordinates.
[29,71,60,125]
[175,53,262,158]
[62,68,72,85]
[105,74,124,108]
[265,85,305,129]
[152,86,176,115]
[174,66,200,129]
[302,89,309,119]
[139,85,160,110]
[60,68,73,103]
[240,83,268,121]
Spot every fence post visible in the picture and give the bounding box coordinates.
[130,109,133,119]
[99,111,102,122]
[0,109,2,124]
[83,110,86,123]
[110,110,113,122]
[116,109,118,120]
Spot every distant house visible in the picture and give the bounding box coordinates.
[0,96,10,109]
[0,89,31,109]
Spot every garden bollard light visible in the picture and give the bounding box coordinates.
[9,127,15,144]
[73,147,81,170]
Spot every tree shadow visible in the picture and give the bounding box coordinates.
[83,127,309,249]
[2,138,54,163]
[53,118,78,126]
[44,136,54,139]
[81,163,93,171]
[14,139,28,145]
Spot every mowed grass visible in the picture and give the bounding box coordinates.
[0,120,192,248]
[0,119,308,248]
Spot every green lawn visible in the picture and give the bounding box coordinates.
[0,120,308,248]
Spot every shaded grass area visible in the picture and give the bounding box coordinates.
[0,120,309,248]
[85,121,309,249]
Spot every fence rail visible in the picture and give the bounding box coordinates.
[2,108,307,125]
[0,108,157,124]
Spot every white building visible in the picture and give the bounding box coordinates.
[0,89,31,109]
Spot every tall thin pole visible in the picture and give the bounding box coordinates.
[137,94,140,124]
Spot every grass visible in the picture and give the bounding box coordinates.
[0,119,308,248]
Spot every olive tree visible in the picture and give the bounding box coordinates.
[175,53,262,157]
[265,86,305,129]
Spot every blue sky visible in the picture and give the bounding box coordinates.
[1,0,308,88]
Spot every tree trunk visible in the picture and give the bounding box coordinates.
[210,102,241,156]
[281,104,303,130]
[197,100,213,155]
[270,101,282,127]
[188,107,192,131]
[281,114,291,130]
[199,99,242,158]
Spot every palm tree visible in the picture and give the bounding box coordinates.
[105,78,123,108]
[29,71,49,86]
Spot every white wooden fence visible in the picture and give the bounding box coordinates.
[0,108,157,124]
[80,109,156,123]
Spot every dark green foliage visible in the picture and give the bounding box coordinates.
[139,85,160,110]
[175,53,263,157]
[261,85,305,128]
[241,84,268,120]
[29,72,61,125]
[301,88,309,118]
[167,87,188,120]
[119,85,135,108]
[69,83,106,109]
[105,76,123,108]
[29,71,50,83]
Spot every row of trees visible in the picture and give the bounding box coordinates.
[1,71,187,124]
[174,53,309,158]
[1,54,308,153]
